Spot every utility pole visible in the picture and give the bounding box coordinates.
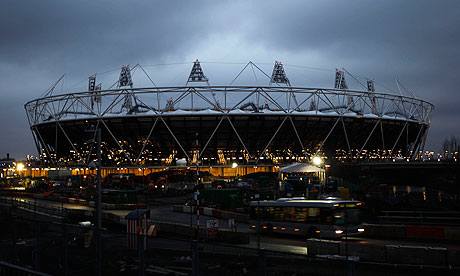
[195,161,200,239]
[256,193,260,250]
[96,127,102,276]
[85,125,102,276]
[195,135,200,240]
[345,203,350,276]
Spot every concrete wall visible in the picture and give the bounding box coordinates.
[364,223,460,241]
[306,239,459,266]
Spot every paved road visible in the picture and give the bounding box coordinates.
[5,196,249,231]
[5,196,460,250]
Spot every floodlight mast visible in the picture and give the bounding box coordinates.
[367,79,378,114]
[88,75,96,91]
[270,61,299,109]
[186,59,220,109]
[89,74,102,110]
[270,61,290,86]
[334,69,348,89]
[187,59,209,83]
[118,65,135,112]
[334,68,355,109]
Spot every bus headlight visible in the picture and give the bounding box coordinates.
[358,228,365,232]
[335,229,343,234]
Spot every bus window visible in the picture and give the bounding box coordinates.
[295,207,308,222]
[285,207,295,221]
[273,207,284,220]
[320,208,333,224]
[308,207,320,217]
[334,211,345,224]
[334,208,361,225]
[305,208,320,223]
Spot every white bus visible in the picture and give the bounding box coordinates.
[249,198,365,239]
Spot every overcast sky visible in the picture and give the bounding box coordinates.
[1,0,459,159]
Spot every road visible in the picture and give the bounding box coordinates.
[4,195,460,251]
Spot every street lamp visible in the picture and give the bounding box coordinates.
[231,162,238,179]
[85,126,102,276]
[312,156,324,198]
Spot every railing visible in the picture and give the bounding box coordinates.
[0,196,67,218]
[25,86,434,126]
[378,210,460,226]
[0,261,52,276]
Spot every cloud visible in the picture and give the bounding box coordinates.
[1,0,459,158]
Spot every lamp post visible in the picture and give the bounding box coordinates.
[255,193,260,250]
[85,126,102,276]
[345,203,350,275]
[312,156,323,197]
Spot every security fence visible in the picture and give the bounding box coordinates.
[1,214,459,276]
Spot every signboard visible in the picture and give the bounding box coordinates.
[206,219,219,238]
[228,218,235,229]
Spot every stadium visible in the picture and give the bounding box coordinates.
[24,61,434,175]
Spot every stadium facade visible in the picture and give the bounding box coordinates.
[24,61,434,172]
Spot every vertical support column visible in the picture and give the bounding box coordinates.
[195,133,200,239]
[138,232,145,276]
[11,218,17,263]
[35,221,40,271]
[55,121,58,160]
[256,194,261,250]
[258,248,267,276]
[63,224,69,276]
[406,124,409,157]
[192,240,199,276]
[96,127,102,276]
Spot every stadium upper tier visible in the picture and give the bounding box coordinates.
[25,85,433,166]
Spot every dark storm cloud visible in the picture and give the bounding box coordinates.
[227,0,460,150]
[0,0,459,158]
[0,0,220,158]
[0,1,214,71]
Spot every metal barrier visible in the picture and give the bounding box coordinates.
[0,261,52,276]
[378,210,460,225]
[0,196,67,218]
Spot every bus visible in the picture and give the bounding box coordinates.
[249,198,365,239]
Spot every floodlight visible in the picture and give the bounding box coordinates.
[312,156,322,166]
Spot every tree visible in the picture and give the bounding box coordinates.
[442,136,460,160]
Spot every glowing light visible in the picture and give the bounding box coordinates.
[16,163,24,171]
[232,162,238,168]
[335,229,344,234]
[312,156,322,166]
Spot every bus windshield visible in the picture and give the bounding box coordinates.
[333,208,361,225]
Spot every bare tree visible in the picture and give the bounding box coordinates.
[442,136,460,160]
